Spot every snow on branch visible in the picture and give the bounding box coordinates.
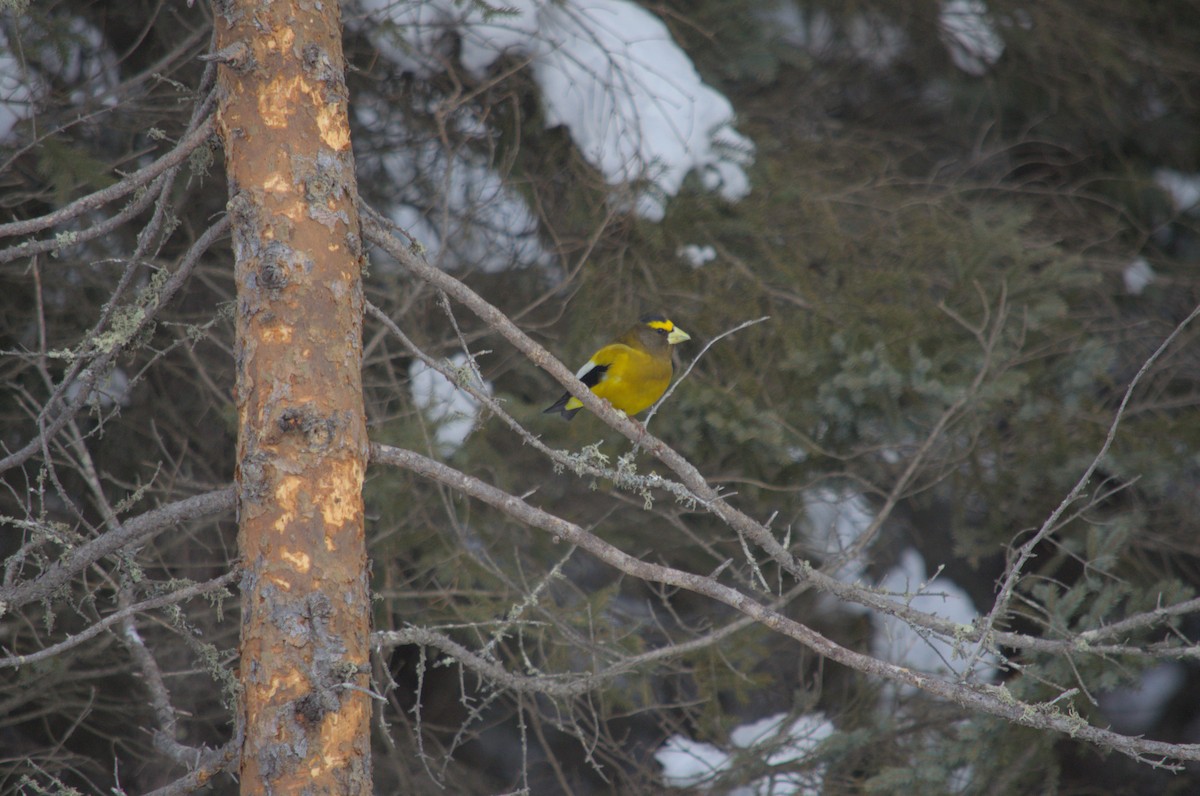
[361,0,753,220]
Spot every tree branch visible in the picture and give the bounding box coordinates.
[0,486,235,615]
[0,215,230,476]
[0,112,216,243]
[970,300,1200,668]
[371,442,1200,766]
[362,208,1200,665]
[0,571,238,669]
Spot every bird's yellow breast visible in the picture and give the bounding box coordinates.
[566,343,672,416]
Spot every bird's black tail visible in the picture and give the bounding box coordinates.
[543,393,580,420]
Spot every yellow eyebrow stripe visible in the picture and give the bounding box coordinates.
[646,319,674,332]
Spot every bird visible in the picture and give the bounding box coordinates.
[544,313,691,421]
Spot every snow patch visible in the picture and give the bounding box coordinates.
[678,243,717,268]
[355,98,549,272]
[657,712,834,795]
[65,367,131,410]
[1098,662,1186,735]
[804,488,874,599]
[757,3,836,54]
[409,354,492,455]
[1122,257,1156,295]
[846,13,908,70]
[939,0,1004,76]
[361,0,753,220]
[1155,168,1200,213]
[1,18,122,142]
[873,548,996,687]
[656,735,730,790]
[0,32,35,141]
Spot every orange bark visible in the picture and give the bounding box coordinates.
[215,0,370,792]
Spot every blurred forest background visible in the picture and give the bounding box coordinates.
[2,0,1200,793]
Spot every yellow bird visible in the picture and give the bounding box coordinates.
[544,314,691,420]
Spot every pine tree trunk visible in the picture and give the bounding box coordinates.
[215,0,371,791]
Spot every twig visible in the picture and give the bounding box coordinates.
[362,208,1200,664]
[140,736,241,796]
[0,571,238,669]
[372,443,1200,766]
[643,315,769,430]
[0,486,234,614]
[0,114,216,243]
[0,216,230,476]
[969,301,1200,671]
[118,586,203,766]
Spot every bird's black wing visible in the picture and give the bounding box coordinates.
[579,362,609,387]
[544,363,610,420]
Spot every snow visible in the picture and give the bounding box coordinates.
[845,13,908,70]
[65,366,131,410]
[804,488,874,601]
[409,354,492,455]
[1,18,124,141]
[1122,257,1156,295]
[729,713,833,796]
[355,98,549,272]
[1098,662,1186,735]
[0,32,35,142]
[359,0,753,221]
[757,3,835,54]
[760,4,905,69]
[938,0,1004,76]
[761,1,1004,76]
[806,495,997,690]
[657,712,834,795]
[656,735,730,790]
[1154,168,1200,213]
[872,548,996,687]
[678,243,716,268]
[29,18,120,107]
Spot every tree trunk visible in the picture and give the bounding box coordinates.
[215,0,371,792]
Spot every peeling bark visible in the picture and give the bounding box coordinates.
[215,1,371,792]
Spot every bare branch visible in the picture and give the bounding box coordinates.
[371,442,1200,765]
[0,571,238,669]
[117,587,204,767]
[373,585,795,699]
[140,737,241,796]
[642,315,769,430]
[362,208,1200,665]
[0,486,235,614]
[971,300,1200,666]
[0,215,230,476]
[0,112,217,261]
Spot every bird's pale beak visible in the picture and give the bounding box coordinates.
[667,327,691,345]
